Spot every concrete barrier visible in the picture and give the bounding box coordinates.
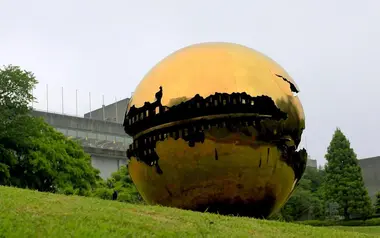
[84,146,127,179]
[32,110,125,136]
[359,156,380,199]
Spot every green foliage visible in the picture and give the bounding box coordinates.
[301,166,325,193]
[375,192,380,214]
[0,65,37,183]
[93,165,143,204]
[323,128,373,220]
[298,217,380,227]
[281,188,325,221]
[0,65,101,195]
[2,115,102,195]
[279,167,325,221]
[29,118,101,195]
[93,187,114,200]
[0,65,36,112]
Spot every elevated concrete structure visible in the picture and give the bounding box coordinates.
[359,156,380,200]
[32,110,131,179]
[306,158,317,168]
[85,147,127,179]
[32,110,126,136]
[84,98,130,124]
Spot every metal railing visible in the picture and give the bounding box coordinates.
[31,84,132,120]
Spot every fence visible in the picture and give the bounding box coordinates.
[31,83,134,120]
[29,83,134,151]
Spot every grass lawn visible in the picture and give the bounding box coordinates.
[332,226,380,236]
[0,186,377,238]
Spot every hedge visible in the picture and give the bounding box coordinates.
[297,218,380,227]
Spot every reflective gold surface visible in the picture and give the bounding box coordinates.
[129,133,298,217]
[125,42,307,218]
[127,42,304,124]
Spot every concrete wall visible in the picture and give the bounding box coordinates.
[84,147,127,179]
[32,110,130,179]
[84,98,130,124]
[307,158,317,168]
[359,156,380,199]
[32,110,126,136]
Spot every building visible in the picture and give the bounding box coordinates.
[359,156,380,200]
[306,157,318,168]
[32,110,131,179]
[33,97,131,179]
[84,98,130,124]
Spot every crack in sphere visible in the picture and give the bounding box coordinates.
[123,42,307,218]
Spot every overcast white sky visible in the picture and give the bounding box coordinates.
[1,0,379,165]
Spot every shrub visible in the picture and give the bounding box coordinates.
[297,217,380,227]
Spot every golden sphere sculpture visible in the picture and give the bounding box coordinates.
[123,42,307,218]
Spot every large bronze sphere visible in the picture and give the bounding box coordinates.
[123,42,307,218]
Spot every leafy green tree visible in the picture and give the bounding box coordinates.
[281,187,324,221]
[0,65,37,183]
[323,128,373,220]
[22,118,102,195]
[279,167,325,221]
[301,166,325,193]
[0,65,101,195]
[94,165,143,204]
[375,192,380,214]
[0,65,36,113]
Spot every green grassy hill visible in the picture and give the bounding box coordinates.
[0,186,377,238]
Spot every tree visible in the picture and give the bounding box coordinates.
[93,165,143,204]
[279,167,325,221]
[0,65,37,184]
[281,188,324,221]
[301,166,325,193]
[20,118,102,195]
[0,65,102,195]
[375,192,380,214]
[0,65,36,113]
[323,128,373,220]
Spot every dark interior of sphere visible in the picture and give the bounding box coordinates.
[191,193,277,218]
